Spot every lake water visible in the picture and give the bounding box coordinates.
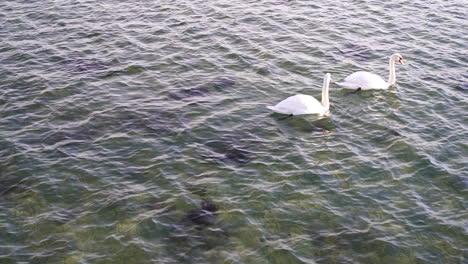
[1,0,467,263]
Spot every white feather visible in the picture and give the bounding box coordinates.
[337,53,403,90]
[337,71,389,90]
[267,73,331,116]
[267,94,325,115]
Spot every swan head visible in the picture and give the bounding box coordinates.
[391,53,404,64]
[323,73,331,85]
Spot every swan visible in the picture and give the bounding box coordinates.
[267,73,331,116]
[337,53,404,90]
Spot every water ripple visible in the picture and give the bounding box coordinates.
[0,0,466,263]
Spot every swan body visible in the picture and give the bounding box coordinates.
[267,73,331,115]
[337,53,404,90]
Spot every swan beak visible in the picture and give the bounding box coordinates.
[398,58,404,64]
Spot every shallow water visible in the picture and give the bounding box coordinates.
[0,0,467,263]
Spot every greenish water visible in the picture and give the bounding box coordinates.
[0,0,467,263]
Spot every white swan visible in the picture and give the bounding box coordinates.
[337,53,404,90]
[267,73,331,116]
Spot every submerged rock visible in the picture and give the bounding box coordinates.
[201,143,253,165]
[41,129,95,146]
[169,86,210,99]
[48,208,81,225]
[212,77,236,90]
[0,179,27,196]
[223,146,252,164]
[59,56,108,74]
[454,82,467,92]
[336,43,373,62]
[169,76,236,99]
[187,199,219,226]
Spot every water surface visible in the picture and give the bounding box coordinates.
[0,0,467,263]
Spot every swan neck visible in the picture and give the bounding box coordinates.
[321,76,330,110]
[388,57,396,85]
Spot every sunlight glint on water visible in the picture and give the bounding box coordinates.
[0,1,466,263]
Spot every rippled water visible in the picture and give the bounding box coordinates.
[1,0,467,263]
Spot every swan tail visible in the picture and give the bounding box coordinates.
[267,106,282,113]
[267,105,290,115]
[335,82,359,89]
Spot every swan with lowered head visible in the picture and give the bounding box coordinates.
[267,73,331,116]
[337,53,404,90]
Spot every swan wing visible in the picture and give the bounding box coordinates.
[338,71,389,90]
[268,94,324,115]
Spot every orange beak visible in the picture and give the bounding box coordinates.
[398,58,404,64]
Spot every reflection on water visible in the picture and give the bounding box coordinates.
[0,0,466,263]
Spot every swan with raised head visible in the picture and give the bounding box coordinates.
[337,53,404,90]
[267,73,331,116]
